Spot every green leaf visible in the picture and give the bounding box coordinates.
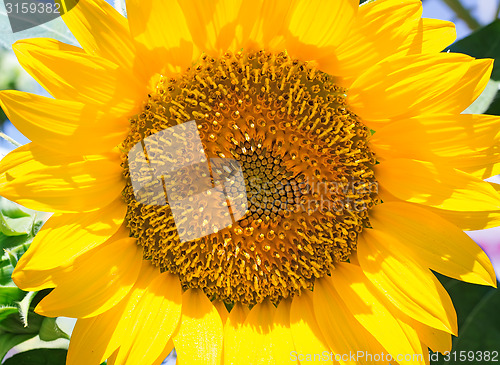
[0,1,77,50]
[446,288,500,364]
[0,287,24,306]
[0,290,63,361]
[17,291,37,328]
[0,333,37,362]
[3,348,67,365]
[0,215,34,237]
[440,277,494,328]
[485,90,500,116]
[32,212,51,236]
[0,199,58,361]
[0,306,18,322]
[0,202,45,254]
[0,198,31,219]
[447,20,500,81]
[38,318,70,342]
[0,233,31,251]
[431,275,499,365]
[0,198,39,237]
[0,200,51,287]
[3,249,17,268]
[0,258,15,286]
[0,310,44,334]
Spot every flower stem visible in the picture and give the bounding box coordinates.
[442,0,481,31]
[0,132,21,147]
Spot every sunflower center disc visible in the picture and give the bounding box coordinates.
[122,51,378,305]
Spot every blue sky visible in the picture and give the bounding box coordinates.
[422,0,498,39]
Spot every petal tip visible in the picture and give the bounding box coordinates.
[10,267,24,288]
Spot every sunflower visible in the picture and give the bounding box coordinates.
[0,0,499,363]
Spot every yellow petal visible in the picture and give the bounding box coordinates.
[223,302,249,365]
[428,207,500,231]
[114,272,182,365]
[394,317,431,365]
[72,330,173,365]
[290,290,333,364]
[105,351,118,365]
[127,0,197,76]
[358,229,458,334]
[313,276,389,365]
[490,182,500,193]
[272,299,297,364]
[0,143,123,213]
[68,317,111,365]
[100,263,161,361]
[152,341,175,365]
[370,114,500,179]
[173,289,223,365]
[67,262,178,364]
[401,18,456,55]
[176,0,258,57]
[12,199,126,290]
[453,56,494,108]
[245,0,292,52]
[286,0,358,61]
[329,0,422,85]
[407,317,452,354]
[57,0,140,73]
[225,300,297,364]
[35,233,141,318]
[332,263,426,365]
[213,300,229,325]
[375,158,500,211]
[68,293,145,365]
[369,202,496,287]
[225,300,276,365]
[0,91,129,155]
[348,53,491,126]
[13,38,144,115]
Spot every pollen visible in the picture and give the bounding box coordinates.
[121,51,378,305]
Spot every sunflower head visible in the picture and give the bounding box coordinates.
[121,50,379,305]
